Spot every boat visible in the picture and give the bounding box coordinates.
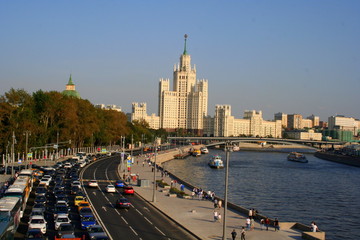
[192,149,201,157]
[200,147,209,154]
[232,145,240,152]
[208,155,224,169]
[287,152,308,163]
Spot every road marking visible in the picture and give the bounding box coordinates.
[121,216,128,224]
[143,207,150,212]
[129,226,138,236]
[155,226,166,236]
[135,209,143,215]
[93,192,97,196]
[144,216,152,225]
[102,206,107,212]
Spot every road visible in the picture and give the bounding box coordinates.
[80,154,197,240]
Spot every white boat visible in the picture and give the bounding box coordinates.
[287,152,308,163]
[200,147,209,154]
[232,145,240,152]
[208,155,224,169]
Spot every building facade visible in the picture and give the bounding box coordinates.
[287,114,303,129]
[158,35,208,134]
[274,112,288,128]
[131,102,160,129]
[328,115,358,136]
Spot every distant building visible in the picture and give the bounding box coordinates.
[287,114,303,129]
[307,114,320,127]
[286,129,322,141]
[328,115,358,136]
[131,102,160,129]
[205,106,282,138]
[62,74,80,98]
[95,104,122,112]
[302,119,313,128]
[274,112,288,128]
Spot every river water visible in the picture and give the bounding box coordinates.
[163,149,360,240]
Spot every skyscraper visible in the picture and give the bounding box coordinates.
[158,35,208,134]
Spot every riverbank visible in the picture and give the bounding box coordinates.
[314,151,360,167]
[140,147,325,240]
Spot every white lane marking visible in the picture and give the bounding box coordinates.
[102,206,107,212]
[143,207,150,212]
[121,216,128,224]
[93,192,97,196]
[144,216,153,225]
[155,226,166,236]
[129,226,138,236]
[135,209,143,215]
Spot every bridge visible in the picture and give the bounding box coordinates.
[167,136,347,149]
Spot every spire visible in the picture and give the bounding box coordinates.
[68,74,74,85]
[183,34,188,55]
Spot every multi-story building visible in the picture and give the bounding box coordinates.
[286,129,322,141]
[95,104,122,112]
[328,115,358,136]
[302,119,313,128]
[274,112,288,128]
[131,102,160,129]
[307,114,320,127]
[287,114,303,129]
[158,35,208,134]
[208,106,282,137]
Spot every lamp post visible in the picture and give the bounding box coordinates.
[152,138,157,202]
[23,131,31,169]
[56,131,59,160]
[222,141,231,240]
[11,131,16,176]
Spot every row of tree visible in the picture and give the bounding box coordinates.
[0,88,167,155]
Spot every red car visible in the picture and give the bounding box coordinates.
[123,186,134,195]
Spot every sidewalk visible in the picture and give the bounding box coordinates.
[125,155,303,240]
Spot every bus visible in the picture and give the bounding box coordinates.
[0,197,21,240]
[3,176,32,218]
[18,169,34,184]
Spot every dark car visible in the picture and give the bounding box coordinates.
[79,207,93,218]
[53,204,69,217]
[35,187,47,196]
[57,223,75,238]
[115,198,131,209]
[34,195,47,204]
[25,228,45,240]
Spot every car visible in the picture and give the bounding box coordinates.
[79,207,93,218]
[70,186,81,195]
[39,177,51,187]
[28,215,47,234]
[115,180,125,188]
[63,163,72,168]
[71,180,81,188]
[74,195,86,206]
[53,204,69,218]
[87,225,107,240]
[57,223,75,238]
[105,184,116,193]
[25,228,45,240]
[34,195,47,204]
[32,203,46,214]
[30,209,45,218]
[123,186,134,195]
[78,201,90,211]
[35,187,47,196]
[115,198,131,209]
[81,214,97,229]
[54,214,71,230]
[88,180,98,187]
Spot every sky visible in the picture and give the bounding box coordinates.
[1,1,360,121]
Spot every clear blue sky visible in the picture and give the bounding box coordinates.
[1,1,359,121]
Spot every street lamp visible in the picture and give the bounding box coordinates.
[152,137,157,202]
[24,131,31,169]
[222,141,231,240]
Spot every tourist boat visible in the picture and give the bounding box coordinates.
[232,145,240,152]
[287,152,308,163]
[192,149,201,157]
[208,155,224,169]
[200,147,209,154]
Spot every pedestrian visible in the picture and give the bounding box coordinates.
[311,221,319,232]
[265,218,270,231]
[180,184,185,192]
[274,218,280,231]
[260,218,265,230]
[231,229,237,240]
[248,209,253,219]
[246,217,251,230]
[218,199,222,208]
[218,213,222,222]
[142,161,145,167]
[240,227,246,240]
[214,210,219,222]
[250,218,255,231]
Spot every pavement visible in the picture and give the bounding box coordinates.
[125,154,303,240]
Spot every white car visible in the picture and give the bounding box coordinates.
[54,214,71,230]
[105,184,116,193]
[88,180,98,187]
[28,215,47,234]
[39,177,51,187]
[71,181,81,188]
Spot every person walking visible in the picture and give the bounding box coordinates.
[274,218,280,231]
[311,221,319,232]
[260,218,265,230]
[240,227,246,240]
[246,217,251,230]
[250,217,255,231]
[231,229,237,240]
[214,210,219,222]
[265,217,270,231]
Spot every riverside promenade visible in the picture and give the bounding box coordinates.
[126,152,305,240]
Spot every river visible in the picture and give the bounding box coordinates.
[163,149,360,240]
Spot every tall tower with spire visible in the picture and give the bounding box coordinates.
[159,34,208,134]
[62,74,81,98]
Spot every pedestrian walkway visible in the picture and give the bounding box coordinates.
[125,155,303,240]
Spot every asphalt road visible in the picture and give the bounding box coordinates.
[80,155,196,240]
